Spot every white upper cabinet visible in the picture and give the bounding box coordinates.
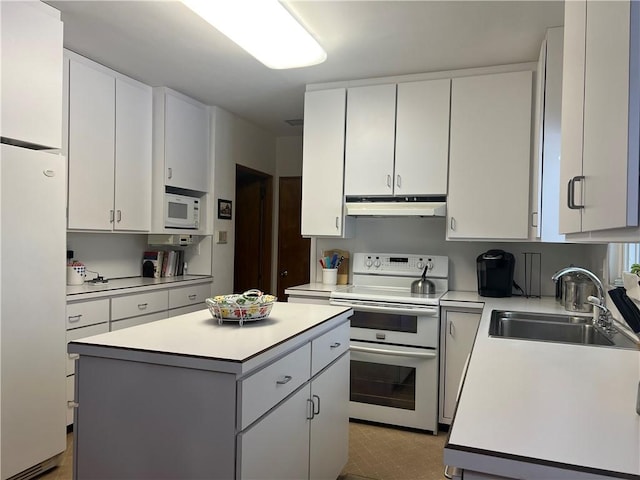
[114,78,152,231]
[301,88,353,237]
[531,27,565,242]
[156,89,210,193]
[395,79,450,196]
[344,80,450,197]
[344,84,397,196]
[1,2,63,149]
[67,53,152,231]
[67,58,116,230]
[560,0,640,234]
[447,70,533,240]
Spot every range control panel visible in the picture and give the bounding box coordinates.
[352,252,449,278]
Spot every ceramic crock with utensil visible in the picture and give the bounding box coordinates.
[411,263,435,294]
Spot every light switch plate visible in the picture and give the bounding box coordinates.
[216,231,228,244]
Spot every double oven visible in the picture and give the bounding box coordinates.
[330,253,448,433]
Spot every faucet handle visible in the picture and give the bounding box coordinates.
[587,295,602,306]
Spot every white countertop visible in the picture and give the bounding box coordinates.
[68,302,352,375]
[443,294,640,479]
[66,274,213,301]
[284,282,348,297]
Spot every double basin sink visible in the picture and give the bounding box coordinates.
[489,310,638,350]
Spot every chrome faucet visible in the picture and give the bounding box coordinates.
[551,266,614,332]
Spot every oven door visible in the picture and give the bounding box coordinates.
[330,299,439,348]
[349,341,438,433]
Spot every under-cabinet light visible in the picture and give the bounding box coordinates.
[182,0,327,69]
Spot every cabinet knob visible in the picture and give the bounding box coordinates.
[109,210,115,223]
[188,294,197,300]
[116,210,122,222]
[567,175,585,210]
[450,217,456,231]
[167,167,173,179]
[386,175,392,188]
[330,342,341,349]
[68,314,82,322]
[531,211,538,228]
[312,394,321,415]
[396,175,401,188]
[138,303,148,310]
[67,401,79,409]
[280,270,288,278]
[68,353,80,360]
[335,216,339,230]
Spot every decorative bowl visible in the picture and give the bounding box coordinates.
[206,289,276,324]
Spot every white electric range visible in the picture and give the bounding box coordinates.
[329,252,449,433]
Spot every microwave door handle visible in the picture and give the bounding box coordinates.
[350,344,437,359]
[330,300,437,317]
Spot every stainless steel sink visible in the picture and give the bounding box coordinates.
[489,310,638,349]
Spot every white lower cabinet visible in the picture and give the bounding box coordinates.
[110,310,168,332]
[309,354,350,480]
[239,384,312,480]
[439,305,482,425]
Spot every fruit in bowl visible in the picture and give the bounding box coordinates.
[206,289,276,323]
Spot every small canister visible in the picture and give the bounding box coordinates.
[563,273,596,312]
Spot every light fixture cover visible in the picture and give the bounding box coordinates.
[182,0,327,69]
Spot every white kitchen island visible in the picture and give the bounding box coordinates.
[68,302,352,480]
[442,294,640,480]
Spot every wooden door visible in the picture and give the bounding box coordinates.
[277,177,310,300]
[234,166,273,294]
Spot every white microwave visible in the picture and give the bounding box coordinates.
[165,193,200,229]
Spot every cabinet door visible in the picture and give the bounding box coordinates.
[395,79,450,196]
[67,58,115,230]
[0,2,63,149]
[559,0,587,234]
[441,310,481,422]
[447,71,532,239]
[344,84,396,196]
[582,0,638,231]
[165,92,209,192]
[238,384,311,480]
[301,88,348,236]
[114,78,152,231]
[309,354,349,480]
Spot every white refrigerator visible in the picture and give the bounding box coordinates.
[1,144,67,479]
[1,1,67,478]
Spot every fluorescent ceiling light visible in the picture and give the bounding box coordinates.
[182,0,327,69]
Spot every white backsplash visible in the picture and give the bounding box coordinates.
[315,217,608,297]
[67,232,149,280]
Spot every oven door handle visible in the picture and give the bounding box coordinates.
[350,344,437,359]
[330,300,438,317]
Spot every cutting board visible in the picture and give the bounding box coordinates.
[323,249,349,285]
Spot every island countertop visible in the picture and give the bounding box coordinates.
[442,294,640,479]
[68,302,352,376]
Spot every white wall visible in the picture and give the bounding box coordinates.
[210,106,277,295]
[315,217,608,296]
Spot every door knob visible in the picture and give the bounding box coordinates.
[280,270,288,277]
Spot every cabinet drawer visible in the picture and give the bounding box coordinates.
[66,299,109,330]
[168,283,210,309]
[111,290,168,320]
[311,322,350,377]
[110,310,168,331]
[240,343,311,430]
[66,322,109,375]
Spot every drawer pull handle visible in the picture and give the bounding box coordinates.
[188,294,197,300]
[276,375,292,385]
[67,401,79,408]
[68,314,82,322]
[330,342,341,349]
[312,394,321,415]
[138,303,148,309]
[68,353,80,360]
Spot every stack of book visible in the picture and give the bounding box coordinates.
[142,250,186,278]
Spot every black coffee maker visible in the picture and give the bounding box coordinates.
[477,250,515,297]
